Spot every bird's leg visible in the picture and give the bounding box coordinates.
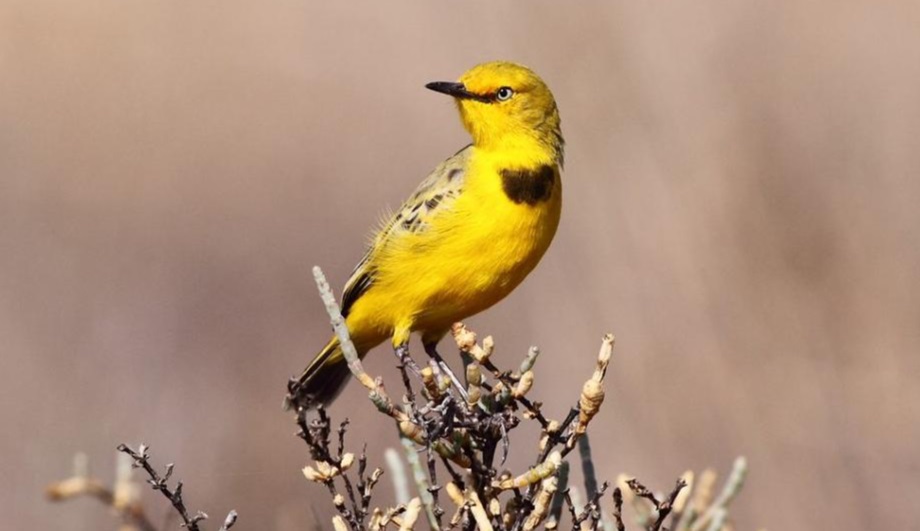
[394,343,423,373]
[393,343,422,399]
[423,342,468,400]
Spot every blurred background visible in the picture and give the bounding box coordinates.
[2,1,919,529]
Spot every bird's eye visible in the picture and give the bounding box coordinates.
[495,87,514,101]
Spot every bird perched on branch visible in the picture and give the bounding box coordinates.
[291,61,564,408]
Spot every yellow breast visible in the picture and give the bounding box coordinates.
[384,157,558,329]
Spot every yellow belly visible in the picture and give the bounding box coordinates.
[345,162,561,348]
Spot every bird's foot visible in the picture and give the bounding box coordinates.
[393,344,423,375]
[424,344,469,401]
[393,344,422,399]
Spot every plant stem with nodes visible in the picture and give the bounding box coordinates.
[116,443,237,531]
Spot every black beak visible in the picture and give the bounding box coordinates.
[425,81,491,103]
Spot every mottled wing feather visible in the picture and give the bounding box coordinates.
[340,145,470,316]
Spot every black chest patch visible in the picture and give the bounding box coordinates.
[500,164,557,205]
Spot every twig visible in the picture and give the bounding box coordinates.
[578,435,599,498]
[116,443,220,531]
[675,468,716,531]
[703,508,727,531]
[312,266,376,392]
[548,460,570,526]
[650,479,688,531]
[568,481,609,529]
[690,457,746,531]
[384,448,411,505]
[668,471,694,529]
[611,488,625,531]
[400,437,440,531]
[46,453,157,531]
[218,511,239,531]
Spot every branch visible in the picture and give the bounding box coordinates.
[116,443,237,531]
[290,264,751,531]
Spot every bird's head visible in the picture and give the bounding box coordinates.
[426,61,563,164]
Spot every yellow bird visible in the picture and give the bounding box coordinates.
[291,61,564,407]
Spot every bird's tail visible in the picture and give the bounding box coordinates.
[286,337,353,410]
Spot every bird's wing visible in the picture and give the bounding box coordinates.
[340,145,471,316]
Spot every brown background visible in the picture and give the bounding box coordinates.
[2,2,919,530]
